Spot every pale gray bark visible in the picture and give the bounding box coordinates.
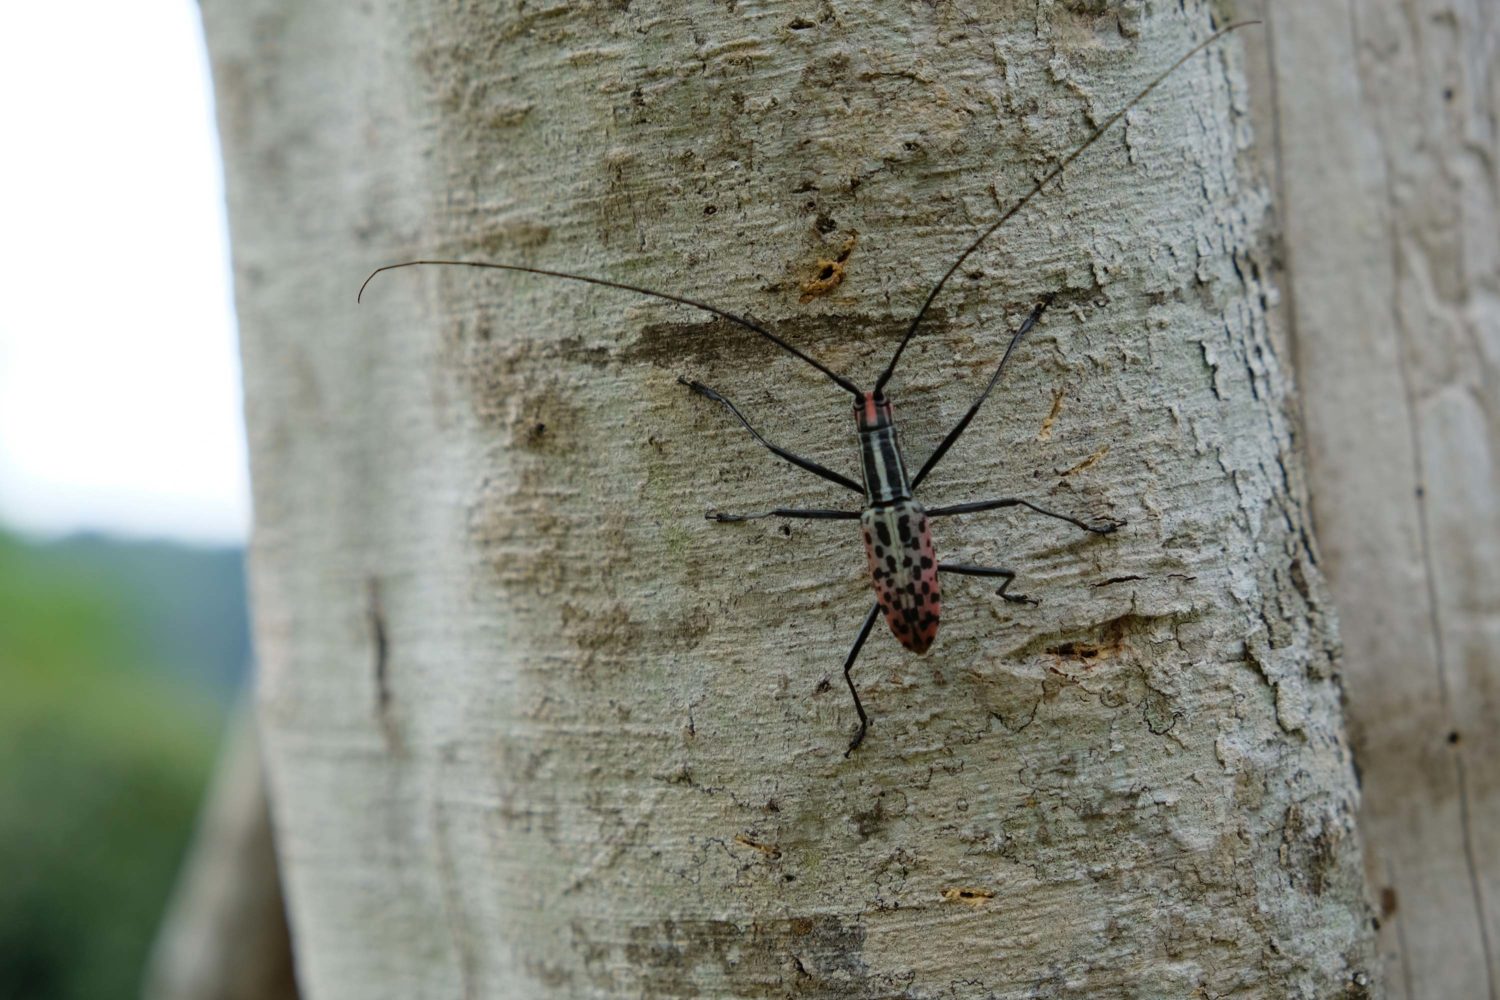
[204,2,1374,996]
[1254,1,1500,997]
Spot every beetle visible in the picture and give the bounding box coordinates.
[675,293,1115,754]
[360,22,1255,752]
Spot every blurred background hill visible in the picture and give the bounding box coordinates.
[0,528,249,1000]
[1,2,254,994]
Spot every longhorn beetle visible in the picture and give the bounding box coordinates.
[360,22,1256,753]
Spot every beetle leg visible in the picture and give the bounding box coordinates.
[938,562,1038,605]
[927,497,1120,534]
[842,602,881,756]
[680,378,863,494]
[707,507,860,522]
[908,298,1052,489]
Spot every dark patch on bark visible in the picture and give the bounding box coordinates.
[458,348,587,448]
[625,311,935,375]
[1280,800,1347,897]
[367,578,398,747]
[599,915,873,997]
[1039,611,1163,664]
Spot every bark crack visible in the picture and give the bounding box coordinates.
[367,577,398,748]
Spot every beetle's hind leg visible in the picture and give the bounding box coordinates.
[842,602,881,755]
[939,562,1039,605]
[927,497,1121,535]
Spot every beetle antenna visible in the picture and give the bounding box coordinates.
[873,19,1260,393]
[359,259,862,396]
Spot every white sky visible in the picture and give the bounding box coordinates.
[0,2,248,546]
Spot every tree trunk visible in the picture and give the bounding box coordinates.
[204,2,1375,996]
[144,702,299,1000]
[1256,1,1500,996]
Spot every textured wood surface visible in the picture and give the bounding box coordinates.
[1257,1,1500,996]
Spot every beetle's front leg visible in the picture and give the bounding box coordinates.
[681,378,863,494]
[706,507,861,523]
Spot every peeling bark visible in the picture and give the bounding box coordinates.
[204,1,1374,996]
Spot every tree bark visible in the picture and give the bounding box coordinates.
[144,702,299,1000]
[1255,1,1500,996]
[204,2,1375,996]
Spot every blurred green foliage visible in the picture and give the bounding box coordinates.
[0,528,249,1000]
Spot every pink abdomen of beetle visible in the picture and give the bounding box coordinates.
[860,500,941,653]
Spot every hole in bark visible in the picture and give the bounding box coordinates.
[798,233,858,302]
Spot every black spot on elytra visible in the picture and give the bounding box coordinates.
[918,517,928,532]
[902,556,913,569]
[897,517,911,542]
[920,555,933,570]
[886,555,897,571]
[875,522,891,546]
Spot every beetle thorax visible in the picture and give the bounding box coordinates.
[854,391,912,506]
